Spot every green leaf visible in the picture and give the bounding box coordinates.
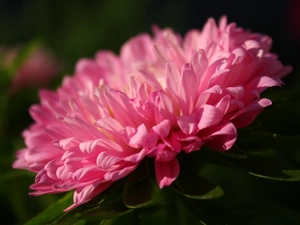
[79,199,133,220]
[235,200,300,225]
[136,200,203,225]
[282,170,300,179]
[123,160,154,208]
[24,192,73,225]
[173,177,224,200]
[272,134,300,153]
[84,179,126,209]
[183,199,257,225]
[223,155,300,181]
[142,184,175,207]
[99,212,136,225]
[195,141,300,182]
[236,130,275,150]
[123,175,153,208]
[125,158,148,183]
[205,145,248,159]
[52,179,128,224]
[50,216,86,225]
[174,153,224,200]
[237,131,300,154]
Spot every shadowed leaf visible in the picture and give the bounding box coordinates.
[24,192,73,225]
[79,199,133,220]
[123,175,153,208]
[174,153,224,199]
[183,199,257,225]
[123,160,154,208]
[223,155,300,181]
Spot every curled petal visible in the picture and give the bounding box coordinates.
[64,182,112,212]
[12,149,28,169]
[155,158,180,188]
[104,164,137,181]
[204,122,237,151]
[177,113,198,135]
[231,98,272,128]
[198,105,223,130]
[152,119,171,138]
[96,152,122,170]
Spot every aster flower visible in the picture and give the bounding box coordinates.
[12,72,159,210]
[12,36,159,210]
[139,17,292,188]
[13,16,291,211]
[74,17,292,188]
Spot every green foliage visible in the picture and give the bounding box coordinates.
[173,153,224,200]
[25,193,73,225]
[123,161,154,208]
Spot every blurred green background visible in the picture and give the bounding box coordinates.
[1,0,300,224]
[1,0,299,68]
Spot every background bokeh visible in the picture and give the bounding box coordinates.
[1,0,300,224]
[1,0,298,70]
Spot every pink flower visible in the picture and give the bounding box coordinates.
[114,16,291,188]
[0,47,61,94]
[13,37,159,211]
[12,70,159,210]
[13,16,291,210]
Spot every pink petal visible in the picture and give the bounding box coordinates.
[153,42,168,63]
[165,60,181,98]
[195,85,223,107]
[273,65,293,78]
[198,104,223,130]
[152,90,176,124]
[124,148,147,163]
[96,152,122,170]
[75,59,99,76]
[12,149,28,169]
[218,16,227,32]
[215,95,231,114]
[155,143,178,162]
[204,122,237,151]
[54,137,80,150]
[64,181,112,212]
[183,29,201,58]
[178,63,197,115]
[177,113,198,135]
[191,49,208,87]
[129,124,157,149]
[152,119,171,138]
[104,164,137,181]
[94,117,124,143]
[129,124,149,148]
[120,34,155,67]
[138,69,163,91]
[104,89,142,127]
[155,157,180,188]
[231,98,272,128]
[244,76,283,93]
[25,147,63,172]
[201,18,219,45]
[224,86,244,99]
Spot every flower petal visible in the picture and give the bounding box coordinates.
[155,158,180,188]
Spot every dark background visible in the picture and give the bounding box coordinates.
[0,0,298,70]
[0,0,299,224]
